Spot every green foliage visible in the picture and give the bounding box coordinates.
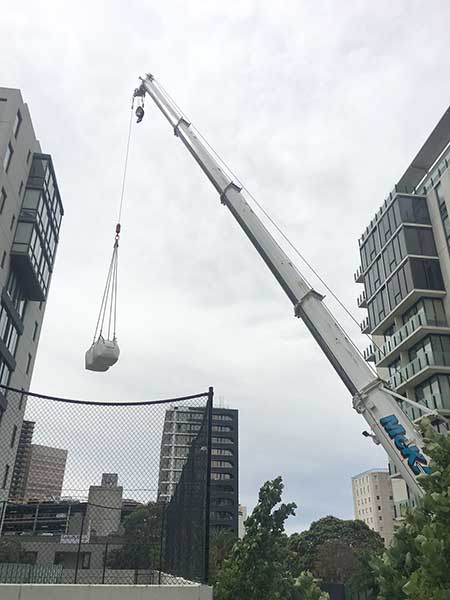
[289,515,384,581]
[372,422,450,599]
[208,529,237,585]
[107,503,163,569]
[214,476,297,600]
[293,571,329,600]
[0,538,29,563]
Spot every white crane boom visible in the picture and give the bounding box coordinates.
[135,73,433,497]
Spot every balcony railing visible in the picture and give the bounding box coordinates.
[389,350,450,389]
[357,290,367,308]
[363,344,375,362]
[354,265,364,283]
[375,310,449,364]
[360,316,370,334]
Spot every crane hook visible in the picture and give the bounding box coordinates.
[135,106,145,123]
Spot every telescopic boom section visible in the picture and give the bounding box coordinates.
[136,73,432,497]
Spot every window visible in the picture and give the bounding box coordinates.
[32,322,38,341]
[3,142,13,172]
[376,495,380,500]
[211,460,233,468]
[211,472,232,481]
[378,505,381,510]
[2,464,9,488]
[403,227,437,256]
[26,150,31,164]
[26,353,32,375]
[379,516,383,521]
[410,258,444,291]
[18,181,23,197]
[397,195,431,224]
[0,188,6,213]
[9,215,15,231]
[1,252,6,269]
[13,110,22,138]
[0,360,11,386]
[10,425,17,448]
[435,183,450,252]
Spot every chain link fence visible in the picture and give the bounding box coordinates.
[0,385,213,584]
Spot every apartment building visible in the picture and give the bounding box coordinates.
[158,406,239,535]
[352,469,395,545]
[356,105,450,504]
[0,88,64,502]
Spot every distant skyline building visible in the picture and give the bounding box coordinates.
[238,504,247,539]
[19,444,68,502]
[158,406,239,535]
[355,105,450,511]
[351,468,395,546]
[0,87,64,502]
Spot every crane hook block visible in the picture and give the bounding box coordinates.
[135,106,145,123]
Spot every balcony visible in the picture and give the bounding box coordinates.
[363,344,375,362]
[374,311,450,367]
[354,265,364,284]
[360,316,370,334]
[389,350,450,393]
[357,290,367,309]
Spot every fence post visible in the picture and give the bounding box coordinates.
[0,500,7,536]
[203,386,214,584]
[102,542,108,584]
[158,502,166,585]
[74,508,86,584]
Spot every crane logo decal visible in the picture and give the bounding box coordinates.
[380,415,432,476]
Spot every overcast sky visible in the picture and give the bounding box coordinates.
[2,0,450,532]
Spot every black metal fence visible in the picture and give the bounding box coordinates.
[0,385,213,585]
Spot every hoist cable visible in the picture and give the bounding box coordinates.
[91,98,135,345]
[117,99,135,224]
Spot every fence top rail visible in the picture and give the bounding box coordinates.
[0,385,212,407]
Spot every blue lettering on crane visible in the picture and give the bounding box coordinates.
[380,415,432,476]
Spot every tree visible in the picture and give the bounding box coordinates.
[214,476,297,600]
[312,539,359,584]
[293,571,329,600]
[372,421,450,600]
[0,538,29,563]
[107,503,163,569]
[208,529,236,585]
[289,515,384,582]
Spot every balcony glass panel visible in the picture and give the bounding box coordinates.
[390,350,450,388]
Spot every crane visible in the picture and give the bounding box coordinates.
[133,73,434,498]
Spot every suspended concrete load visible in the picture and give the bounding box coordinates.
[85,226,121,372]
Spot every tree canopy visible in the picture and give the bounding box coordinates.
[289,514,384,580]
[107,503,163,570]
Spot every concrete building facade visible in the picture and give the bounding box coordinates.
[352,468,395,545]
[20,444,68,502]
[0,88,63,502]
[355,106,450,507]
[158,406,239,535]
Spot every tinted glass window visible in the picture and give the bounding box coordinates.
[397,195,431,224]
[410,258,444,291]
[403,227,437,256]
